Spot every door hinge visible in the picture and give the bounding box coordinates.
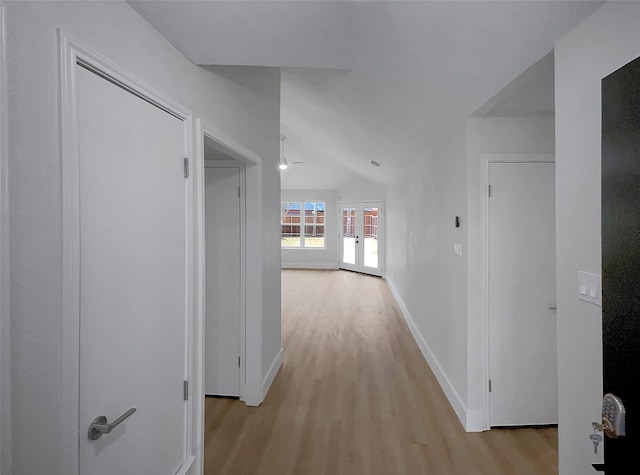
[183,380,189,400]
[238,187,241,198]
[489,379,492,393]
[238,356,241,368]
[183,157,189,178]
[488,184,492,197]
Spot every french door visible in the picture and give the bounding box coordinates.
[339,201,383,276]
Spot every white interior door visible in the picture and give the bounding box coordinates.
[205,166,241,397]
[77,66,189,474]
[488,161,557,426]
[339,201,383,277]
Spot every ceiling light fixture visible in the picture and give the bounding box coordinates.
[279,135,289,170]
[279,134,306,170]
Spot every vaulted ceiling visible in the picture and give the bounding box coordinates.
[130,0,604,189]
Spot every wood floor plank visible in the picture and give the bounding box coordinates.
[204,269,558,474]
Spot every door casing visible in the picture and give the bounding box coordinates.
[197,122,264,403]
[60,30,268,475]
[60,31,197,474]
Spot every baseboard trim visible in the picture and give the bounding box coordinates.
[385,275,468,430]
[465,409,485,432]
[262,347,283,398]
[176,454,196,475]
[281,263,338,270]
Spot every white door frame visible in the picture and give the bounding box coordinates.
[59,31,197,474]
[203,160,245,398]
[338,200,384,276]
[196,121,263,409]
[0,3,11,474]
[480,154,555,430]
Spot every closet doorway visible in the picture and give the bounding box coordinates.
[204,160,243,397]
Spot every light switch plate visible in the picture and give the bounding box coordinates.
[454,243,463,258]
[578,271,602,306]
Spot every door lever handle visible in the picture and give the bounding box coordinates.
[549,306,557,310]
[88,407,136,440]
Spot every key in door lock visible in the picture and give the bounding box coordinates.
[589,432,603,454]
[88,407,136,440]
[592,393,626,439]
[589,393,626,453]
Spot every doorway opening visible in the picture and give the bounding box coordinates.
[197,120,265,471]
[204,153,245,399]
[197,122,264,405]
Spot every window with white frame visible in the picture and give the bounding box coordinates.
[281,201,325,248]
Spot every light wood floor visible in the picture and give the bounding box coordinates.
[204,269,557,475]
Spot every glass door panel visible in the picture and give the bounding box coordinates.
[363,207,379,269]
[342,207,356,265]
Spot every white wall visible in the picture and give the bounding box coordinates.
[337,175,386,203]
[465,116,555,428]
[281,189,338,269]
[262,157,283,388]
[555,2,640,473]
[203,70,283,391]
[0,2,11,474]
[385,126,468,425]
[262,159,282,389]
[7,2,280,474]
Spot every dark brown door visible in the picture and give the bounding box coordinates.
[601,54,640,473]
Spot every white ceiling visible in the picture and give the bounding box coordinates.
[130,0,603,189]
[129,0,354,69]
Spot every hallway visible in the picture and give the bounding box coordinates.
[204,269,557,474]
